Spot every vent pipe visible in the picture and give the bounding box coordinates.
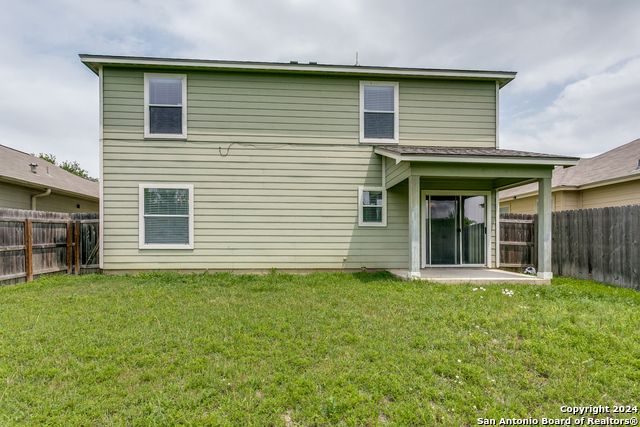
[31,188,51,210]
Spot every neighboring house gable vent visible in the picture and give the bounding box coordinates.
[29,163,37,174]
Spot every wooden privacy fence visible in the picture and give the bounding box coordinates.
[499,213,537,270]
[0,208,99,285]
[500,207,640,290]
[552,205,639,290]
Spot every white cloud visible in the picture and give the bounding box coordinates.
[501,57,640,157]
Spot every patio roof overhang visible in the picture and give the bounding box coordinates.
[374,146,580,191]
[374,146,580,167]
[373,146,577,281]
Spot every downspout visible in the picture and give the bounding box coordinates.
[31,188,51,210]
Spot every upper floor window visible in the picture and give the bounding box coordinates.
[360,81,399,143]
[144,73,187,139]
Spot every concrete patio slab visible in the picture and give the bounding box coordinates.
[388,268,549,285]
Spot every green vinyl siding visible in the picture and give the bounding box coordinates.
[103,68,496,147]
[103,68,359,144]
[385,157,411,189]
[398,80,496,147]
[101,141,409,270]
[0,182,32,210]
[36,194,98,214]
[0,181,99,213]
[100,66,500,270]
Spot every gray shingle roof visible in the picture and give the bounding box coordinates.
[376,145,578,160]
[80,54,517,88]
[0,145,99,200]
[500,138,640,198]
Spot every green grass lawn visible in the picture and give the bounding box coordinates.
[0,272,639,426]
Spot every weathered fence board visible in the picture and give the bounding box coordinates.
[550,206,640,291]
[500,208,639,290]
[499,213,536,270]
[0,208,100,285]
[24,219,33,282]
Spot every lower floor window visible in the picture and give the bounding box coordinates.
[139,184,194,249]
[358,186,387,227]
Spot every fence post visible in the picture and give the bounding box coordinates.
[66,220,73,274]
[74,221,80,275]
[532,214,538,271]
[24,218,33,282]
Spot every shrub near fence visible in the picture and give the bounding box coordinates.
[0,208,99,285]
[552,205,640,290]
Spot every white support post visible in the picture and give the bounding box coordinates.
[408,175,421,279]
[494,189,500,269]
[488,190,495,268]
[537,177,553,279]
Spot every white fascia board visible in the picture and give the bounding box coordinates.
[499,187,572,201]
[0,176,98,201]
[396,154,578,166]
[500,173,640,200]
[576,172,640,190]
[374,148,579,167]
[499,190,538,201]
[494,178,539,192]
[79,55,516,85]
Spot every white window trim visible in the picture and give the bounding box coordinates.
[359,81,399,144]
[358,186,387,227]
[144,73,188,139]
[139,183,194,249]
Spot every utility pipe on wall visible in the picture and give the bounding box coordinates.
[31,188,51,210]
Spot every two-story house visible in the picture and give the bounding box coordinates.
[80,55,578,280]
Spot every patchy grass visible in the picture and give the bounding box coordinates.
[0,272,638,426]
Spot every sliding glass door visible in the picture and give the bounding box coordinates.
[424,194,486,266]
[430,196,459,264]
[461,196,486,265]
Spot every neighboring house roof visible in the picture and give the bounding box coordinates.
[80,54,517,88]
[375,146,579,166]
[500,138,640,199]
[0,144,99,201]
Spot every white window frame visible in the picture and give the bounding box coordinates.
[144,73,188,139]
[359,81,399,144]
[139,183,194,249]
[420,190,491,268]
[358,186,387,227]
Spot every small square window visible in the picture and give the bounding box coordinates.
[360,81,399,143]
[139,184,194,249]
[144,74,187,139]
[358,186,387,227]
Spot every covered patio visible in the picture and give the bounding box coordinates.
[376,146,579,281]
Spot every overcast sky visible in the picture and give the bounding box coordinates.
[1,0,640,178]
